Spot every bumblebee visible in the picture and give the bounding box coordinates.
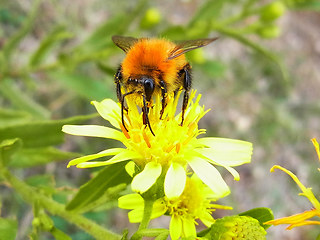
[112,35,217,135]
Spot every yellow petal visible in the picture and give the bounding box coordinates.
[197,137,253,166]
[188,157,230,198]
[265,209,319,226]
[151,199,167,219]
[270,165,320,209]
[164,163,186,199]
[199,211,215,227]
[128,208,144,223]
[311,138,320,162]
[131,162,162,193]
[125,161,136,177]
[118,193,143,209]
[67,148,124,167]
[91,99,122,129]
[76,149,141,168]
[170,215,182,240]
[126,198,166,223]
[182,217,196,238]
[62,125,123,141]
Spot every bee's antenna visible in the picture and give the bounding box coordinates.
[142,95,155,136]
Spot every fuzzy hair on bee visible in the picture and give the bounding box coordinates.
[112,35,217,135]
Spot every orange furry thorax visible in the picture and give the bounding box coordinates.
[121,38,187,92]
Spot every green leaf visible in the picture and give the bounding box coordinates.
[239,207,274,229]
[0,218,18,240]
[66,161,131,212]
[0,108,32,127]
[0,114,97,148]
[29,26,74,68]
[2,0,40,59]
[0,138,22,166]
[75,14,124,54]
[50,227,72,240]
[74,0,148,55]
[26,174,55,195]
[8,147,81,168]
[0,78,51,119]
[49,71,113,101]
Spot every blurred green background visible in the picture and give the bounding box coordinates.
[1,0,320,239]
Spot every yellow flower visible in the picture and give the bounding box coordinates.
[265,139,320,229]
[118,175,232,240]
[62,90,253,198]
[311,138,320,171]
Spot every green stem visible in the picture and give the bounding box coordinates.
[213,25,289,86]
[218,6,261,27]
[0,167,121,240]
[131,199,154,240]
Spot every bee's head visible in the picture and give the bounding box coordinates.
[142,77,155,102]
[128,76,155,102]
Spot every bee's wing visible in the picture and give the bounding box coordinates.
[112,35,139,53]
[168,37,218,60]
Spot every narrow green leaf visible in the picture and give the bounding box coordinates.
[0,78,50,119]
[29,26,74,68]
[0,138,22,166]
[0,114,97,148]
[49,71,113,101]
[239,207,274,229]
[8,147,80,168]
[0,218,18,240]
[0,108,31,127]
[25,174,55,188]
[74,0,148,55]
[66,161,131,212]
[2,0,40,58]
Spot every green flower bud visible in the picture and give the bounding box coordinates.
[207,216,267,240]
[260,1,286,22]
[257,24,281,39]
[140,8,161,29]
[32,218,41,228]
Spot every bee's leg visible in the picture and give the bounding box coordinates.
[159,79,167,119]
[181,64,192,125]
[121,90,135,133]
[142,94,155,136]
[114,65,123,103]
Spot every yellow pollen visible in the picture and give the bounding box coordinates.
[166,144,175,153]
[119,122,130,139]
[176,142,181,153]
[143,130,151,148]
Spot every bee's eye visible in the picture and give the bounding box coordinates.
[144,78,155,101]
